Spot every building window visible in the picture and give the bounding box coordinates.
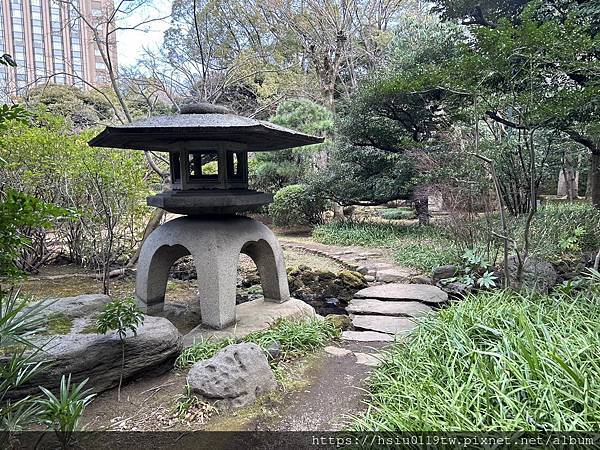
[29,0,46,79]
[11,0,28,89]
[49,3,66,78]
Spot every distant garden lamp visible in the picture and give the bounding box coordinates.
[88,103,323,329]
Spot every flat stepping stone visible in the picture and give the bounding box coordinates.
[354,352,382,367]
[352,315,418,335]
[347,299,433,317]
[330,251,354,256]
[341,331,394,342]
[358,262,395,270]
[324,346,353,357]
[376,268,414,283]
[354,283,448,304]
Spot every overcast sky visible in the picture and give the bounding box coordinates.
[116,0,172,66]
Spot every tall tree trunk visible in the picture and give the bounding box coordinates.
[590,152,600,209]
[414,197,430,225]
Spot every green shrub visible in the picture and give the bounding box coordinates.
[353,290,600,431]
[269,184,325,227]
[96,298,144,401]
[175,318,340,370]
[0,114,151,271]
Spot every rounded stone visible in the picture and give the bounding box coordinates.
[180,102,231,114]
[186,342,277,409]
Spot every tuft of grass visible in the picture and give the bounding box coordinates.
[392,239,459,273]
[378,208,415,220]
[244,316,340,360]
[173,384,218,423]
[353,290,600,431]
[175,318,340,370]
[313,220,460,272]
[176,337,236,370]
[313,221,407,247]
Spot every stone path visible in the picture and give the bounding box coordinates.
[280,240,425,283]
[344,283,447,341]
[280,239,448,343]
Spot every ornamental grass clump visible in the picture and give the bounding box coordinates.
[353,290,600,431]
[175,317,340,370]
[38,375,94,449]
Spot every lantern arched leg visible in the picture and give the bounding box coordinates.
[241,239,289,303]
[135,216,290,330]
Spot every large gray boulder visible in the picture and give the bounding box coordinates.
[506,255,557,292]
[187,342,277,409]
[21,294,111,321]
[11,315,182,398]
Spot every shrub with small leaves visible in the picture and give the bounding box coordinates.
[96,298,144,401]
[441,249,498,290]
[269,184,326,227]
[96,298,144,340]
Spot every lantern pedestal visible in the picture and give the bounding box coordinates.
[134,215,290,330]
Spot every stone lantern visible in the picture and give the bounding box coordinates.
[89,103,323,329]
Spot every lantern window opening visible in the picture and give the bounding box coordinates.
[226,151,247,181]
[169,152,182,186]
[188,150,219,181]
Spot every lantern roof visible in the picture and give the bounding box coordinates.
[88,102,324,152]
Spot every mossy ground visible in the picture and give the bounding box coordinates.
[44,313,74,335]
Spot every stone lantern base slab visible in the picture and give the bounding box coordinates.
[147,190,273,215]
[182,298,316,347]
[135,215,290,330]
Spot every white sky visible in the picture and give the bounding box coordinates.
[116,0,172,66]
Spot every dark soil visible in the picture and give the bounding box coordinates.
[229,341,387,431]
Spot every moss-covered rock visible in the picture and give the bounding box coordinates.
[325,314,354,331]
[287,266,368,315]
[337,270,368,289]
[45,313,74,335]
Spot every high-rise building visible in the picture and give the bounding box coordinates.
[0,0,117,98]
